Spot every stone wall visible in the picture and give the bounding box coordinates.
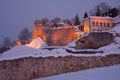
[75,32,114,49]
[0,54,120,80]
[33,26,77,46]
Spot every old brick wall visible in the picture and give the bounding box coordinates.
[0,54,120,80]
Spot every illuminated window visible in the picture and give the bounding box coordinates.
[100,22,103,27]
[104,23,106,27]
[107,23,110,27]
[92,21,95,26]
[96,22,98,26]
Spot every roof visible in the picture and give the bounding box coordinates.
[90,16,112,19]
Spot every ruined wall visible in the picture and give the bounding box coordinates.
[75,32,114,49]
[46,27,76,46]
[33,26,77,46]
[0,54,120,80]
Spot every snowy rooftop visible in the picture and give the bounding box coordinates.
[90,16,112,19]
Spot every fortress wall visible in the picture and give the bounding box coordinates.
[32,26,77,46]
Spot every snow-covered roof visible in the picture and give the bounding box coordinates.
[82,16,112,22]
[90,16,112,19]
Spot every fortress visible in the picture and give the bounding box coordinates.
[32,20,82,46]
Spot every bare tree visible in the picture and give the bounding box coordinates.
[89,2,111,16]
[3,37,12,47]
[18,27,32,44]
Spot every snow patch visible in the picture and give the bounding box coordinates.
[26,37,47,49]
[68,40,76,47]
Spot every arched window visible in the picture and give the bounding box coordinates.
[107,23,110,27]
[92,21,95,26]
[100,22,103,27]
[104,23,106,27]
[96,22,98,27]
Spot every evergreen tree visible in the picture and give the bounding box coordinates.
[74,14,80,26]
[95,7,100,16]
[84,12,88,19]
[109,7,119,17]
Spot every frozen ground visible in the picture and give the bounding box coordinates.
[33,65,120,80]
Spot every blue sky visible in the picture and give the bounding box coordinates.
[0,0,119,44]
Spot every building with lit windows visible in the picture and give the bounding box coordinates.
[83,16,113,32]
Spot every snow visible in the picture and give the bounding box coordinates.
[113,15,120,23]
[26,37,47,49]
[98,37,120,54]
[90,16,112,19]
[0,45,105,61]
[33,65,120,80]
[0,46,35,60]
[110,24,120,33]
[67,40,76,47]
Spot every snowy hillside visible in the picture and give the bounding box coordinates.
[110,24,120,34]
[34,65,120,80]
[0,23,120,61]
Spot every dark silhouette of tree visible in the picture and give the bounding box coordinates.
[62,19,72,25]
[51,17,61,23]
[0,46,10,54]
[84,12,88,19]
[109,7,119,17]
[89,2,111,16]
[117,5,120,14]
[95,7,100,16]
[3,37,12,48]
[74,14,80,26]
[42,17,49,23]
[18,27,32,44]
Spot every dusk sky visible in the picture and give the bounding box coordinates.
[0,0,119,44]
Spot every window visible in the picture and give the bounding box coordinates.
[92,21,95,26]
[96,22,98,26]
[104,23,106,27]
[100,22,103,27]
[107,23,110,27]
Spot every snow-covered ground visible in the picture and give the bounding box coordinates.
[33,65,120,80]
[110,23,120,34]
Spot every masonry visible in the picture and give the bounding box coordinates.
[0,54,120,80]
[32,20,78,46]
